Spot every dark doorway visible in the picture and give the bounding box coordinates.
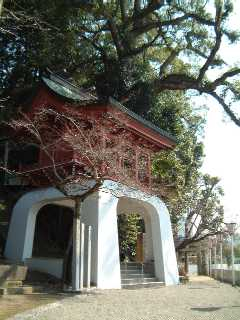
[33,204,73,258]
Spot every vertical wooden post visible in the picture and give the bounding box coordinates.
[72,198,81,291]
[197,248,202,275]
[135,147,139,184]
[87,226,92,289]
[4,141,9,184]
[184,252,189,274]
[213,245,217,279]
[80,222,85,290]
[136,233,143,263]
[0,0,3,17]
[148,152,152,190]
[205,249,209,276]
[209,248,212,277]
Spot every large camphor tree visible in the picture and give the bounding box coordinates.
[0,1,231,253]
[0,0,240,125]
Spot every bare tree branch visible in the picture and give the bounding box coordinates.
[210,92,240,126]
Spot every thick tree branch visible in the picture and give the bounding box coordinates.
[120,0,128,22]
[198,5,223,82]
[107,18,124,57]
[159,50,180,77]
[130,0,165,21]
[211,69,240,89]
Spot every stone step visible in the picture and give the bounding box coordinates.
[121,272,154,278]
[0,259,24,266]
[1,280,23,288]
[0,285,45,295]
[122,281,165,289]
[120,267,144,273]
[121,262,143,266]
[0,286,32,295]
[121,270,143,274]
[121,277,157,284]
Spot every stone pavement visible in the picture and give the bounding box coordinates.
[7,277,240,320]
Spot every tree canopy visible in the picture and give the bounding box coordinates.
[0,1,229,251]
[0,0,240,124]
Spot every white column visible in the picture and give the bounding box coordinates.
[220,242,223,282]
[231,234,235,286]
[87,226,92,289]
[80,222,85,290]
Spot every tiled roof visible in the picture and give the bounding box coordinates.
[42,70,176,144]
[42,70,97,103]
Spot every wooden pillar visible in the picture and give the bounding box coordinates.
[136,233,144,263]
[3,141,9,183]
[135,147,139,184]
[0,0,3,17]
[147,152,152,189]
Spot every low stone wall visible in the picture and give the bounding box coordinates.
[211,268,240,285]
[0,263,27,286]
[25,257,63,279]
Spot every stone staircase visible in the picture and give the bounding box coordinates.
[0,260,45,295]
[121,262,165,289]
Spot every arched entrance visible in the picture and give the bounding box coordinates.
[4,188,75,279]
[117,197,162,282]
[5,181,179,289]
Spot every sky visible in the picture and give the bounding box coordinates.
[200,1,240,224]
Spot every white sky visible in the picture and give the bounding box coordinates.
[200,1,240,224]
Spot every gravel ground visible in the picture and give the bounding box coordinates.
[6,277,240,320]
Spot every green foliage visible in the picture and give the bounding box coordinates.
[118,214,141,261]
[147,89,224,249]
[1,1,240,124]
[150,90,205,199]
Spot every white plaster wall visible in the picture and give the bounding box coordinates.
[81,191,121,289]
[5,180,179,288]
[96,190,121,289]
[147,197,179,285]
[25,257,63,279]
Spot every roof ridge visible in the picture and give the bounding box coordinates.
[109,97,177,143]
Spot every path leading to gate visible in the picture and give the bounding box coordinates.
[6,276,240,320]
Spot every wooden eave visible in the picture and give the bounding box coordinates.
[37,73,177,151]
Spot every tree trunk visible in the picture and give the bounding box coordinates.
[72,197,82,291]
[62,226,73,287]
